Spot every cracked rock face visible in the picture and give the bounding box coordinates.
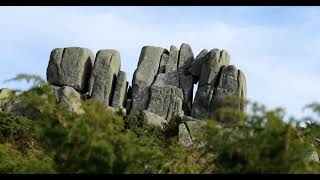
[47,47,95,93]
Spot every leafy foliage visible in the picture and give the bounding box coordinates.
[200,103,320,174]
[1,74,320,174]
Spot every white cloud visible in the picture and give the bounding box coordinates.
[0,7,319,120]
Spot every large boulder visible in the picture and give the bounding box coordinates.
[88,49,121,107]
[47,47,95,93]
[111,71,128,108]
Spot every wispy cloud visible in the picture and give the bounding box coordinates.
[0,6,319,119]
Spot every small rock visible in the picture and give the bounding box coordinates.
[55,86,84,114]
[143,110,167,129]
[0,88,15,112]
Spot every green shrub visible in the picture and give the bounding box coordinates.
[0,143,55,173]
[2,74,320,174]
[201,103,320,174]
[0,112,33,151]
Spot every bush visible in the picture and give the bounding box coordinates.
[0,112,33,151]
[0,143,55,173]
[2,74,320,174]
[200,103,320,174]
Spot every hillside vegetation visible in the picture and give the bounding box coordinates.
[0,74,320,174]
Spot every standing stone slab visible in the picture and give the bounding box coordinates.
[47,47,95,93]
[178,43,195,116]
[88,49,121,107]
[111,71,128,108]
[131,46,167,113]
[238,70,247,113]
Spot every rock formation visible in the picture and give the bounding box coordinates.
[44,44,247,142]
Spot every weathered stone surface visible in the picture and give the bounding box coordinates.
[147,85,183,120]
[131,46,167,113]
[47,47,94,93]
[0,88,14,112]
[88,49,121,107]
[199,49,230,87]
[111,71,128,108]
[143,110,167,129]
[55,86,84,114]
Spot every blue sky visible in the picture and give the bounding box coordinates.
[0,6,320,120]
